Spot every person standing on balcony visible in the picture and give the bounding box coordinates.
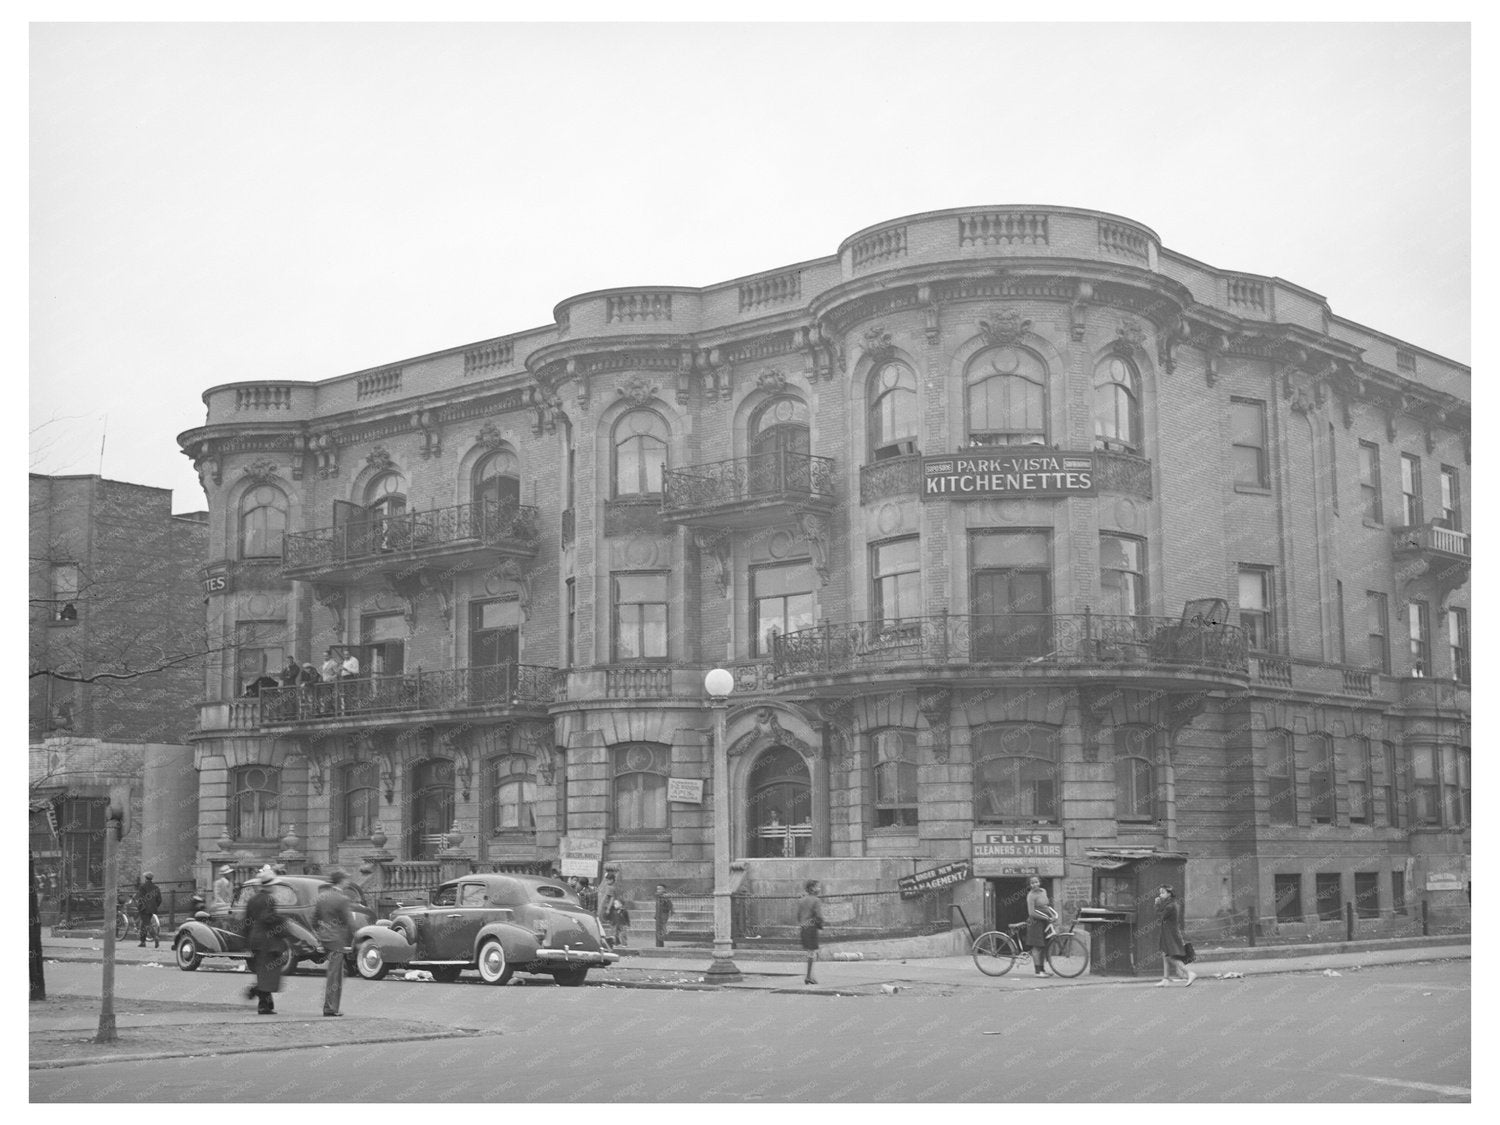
[279,658,301,688]
[797,880,824,986]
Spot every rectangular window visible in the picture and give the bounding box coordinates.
[871,537,921,624]
[469,597,521,696]
[1230,398,1268,488]
[1458,746,1470,827]
[1408,600,1430,677]
[751,561,815,657]
[234,621,286,697]
[359,612,405,676]
[1448,608,1469,684]
[565,578,576,668]
[1099,534,1147,617]
[1310,735,1335,825]
[1439,466,1461,531]
[1379,741,1399,828]
[1440,745,1462,828]
[1391,871,1407,916]
[871,729,919,828]
[1400,454,1422,527]
[1353,872,1380,921]
[1274,874,1303,923]
[612,573,668,661]
[971,531,1053,659]
[1238,566,1274,652]
[1348,738,1372,825]
[1335,580,1347,665]
[1410,745,1439,826]
[1267,730,1295,826]
[49,563,80,622]
[1328,424,1339,514]
[1315,873,1342,922]
[1366,592,1390,674]
[1358,441,1383,524]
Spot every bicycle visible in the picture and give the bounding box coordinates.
[115,901,160,945]
[971,917,1089,978]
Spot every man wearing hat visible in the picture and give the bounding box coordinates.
[313,871,357,1017]
[212,865,234,920]
[133,872,162,948]
[243,868,286,1014]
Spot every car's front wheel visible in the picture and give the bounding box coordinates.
[355,940,389,981]
[476,940,513,985]
[554,966,588,987]
[174,935,203,972]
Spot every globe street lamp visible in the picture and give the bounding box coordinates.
[703,667,742,983]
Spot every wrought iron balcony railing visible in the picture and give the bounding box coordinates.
[282,499,541,571]
[662,450,835,514]
[257,662,559,723]
[772,613,1248,678]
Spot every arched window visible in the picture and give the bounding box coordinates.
[974,724,1059,823]
[612,742,669,832]
[612,410,670,497]
[1114,725,1158,822]
[231,766,281,840]
[966,346,1047,447]
[239,486,288,560]
[749,396,811,493]
[365,472,406,519]
[338,760,380,842]
[1093,355,1141,453]
[408,758,454,860]
[488,755,537,834]
[870,729,919,828]
[868,362,919,460]
[473,450,521,510]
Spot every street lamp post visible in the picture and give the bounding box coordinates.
[703,667,742,983]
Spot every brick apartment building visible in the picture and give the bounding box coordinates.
[29,474,209,917]
[176,205,1469,942]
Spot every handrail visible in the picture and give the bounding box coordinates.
[257,662,558,722]
[662,450,835,511]
[283,497,541,569]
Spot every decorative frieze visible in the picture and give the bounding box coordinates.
[722,331,799,367]
[617,376,659,407]
[860,326,896,365]
[978,310,1031,349]
[241,458,280,483]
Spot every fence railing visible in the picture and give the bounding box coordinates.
[662,451,836,513]
[283,498,541,570]
[774,613,1249,677]
[1184,900,1470,947]
[48,879,199,931]
[258,662,558,722]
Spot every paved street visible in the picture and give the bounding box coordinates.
[31,957,1469,1102]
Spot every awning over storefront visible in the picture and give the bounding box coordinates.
[1084,848,1189,869]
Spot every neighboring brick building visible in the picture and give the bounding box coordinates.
[177,205,1469,946]
[29,474,209,917]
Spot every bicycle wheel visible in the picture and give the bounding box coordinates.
[971,931,1020,977]
[1046,931,1089,978]
[114,911,129,941]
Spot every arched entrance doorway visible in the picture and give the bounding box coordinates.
[748,745,811,857]
[407,757,454,860]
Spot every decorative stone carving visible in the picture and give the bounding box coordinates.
[861,326,896,365]
[1112,319,1146,357]
[242,458,279,483]
[1156,315,1187,375]
[310,432,339,478]
[1289,385,1316,415]
[1069,281,1092,343]
[617,376,659,407]
[308,761,326,797]
[441,731,473,801]
[694,529,731,596]
[978,309,1031,349]
[386,569,426,632]
[366,445,394,472]
[755,368,787,394]
[194,446,223,488]
[916,688,952,763]
[494,558,531,619]
[798,513,830,586]
[475,420,504,449]
[313,583,345,633]
[412,410,442,459]
[529,388,565,436]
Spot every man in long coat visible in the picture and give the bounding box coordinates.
[243,870,287,1015]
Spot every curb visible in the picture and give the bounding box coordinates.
[29,1027,485,1071]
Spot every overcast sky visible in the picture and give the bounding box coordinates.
[28,20,1471,511]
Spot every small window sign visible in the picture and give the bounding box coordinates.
[667,777,704,804]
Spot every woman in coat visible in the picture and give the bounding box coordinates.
[1154,885,1196,987]
[244,869,289,1014]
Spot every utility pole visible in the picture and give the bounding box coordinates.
[29,851,45,1001]
[95,796,125,1043]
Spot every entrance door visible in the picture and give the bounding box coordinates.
[986,877,1054,939]
[408,758,455,861]
[749,398,811,496]
[748,745,812,857]
[469,598,521,702]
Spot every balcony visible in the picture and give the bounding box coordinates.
[281,499,541,583]
[661,451,836,529]
[772,612,1249,692]
[255,663,560,730]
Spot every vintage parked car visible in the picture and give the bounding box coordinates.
[171,875,376,974]
[352,873,619,986]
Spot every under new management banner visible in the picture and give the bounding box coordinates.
[921,451,1096,499]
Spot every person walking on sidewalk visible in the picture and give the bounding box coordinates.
[212,865,234,920]
[1025,876,1058,978]
[1154,884,1196,987]
[797,879,825,985]
[313,870,356,1017]
[133,872,162,948]
[244,868,287,1014]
